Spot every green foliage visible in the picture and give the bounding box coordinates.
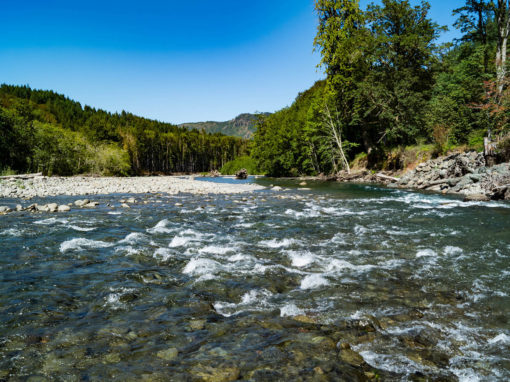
[0,167,17,176]
[0,85,250,176]
[220,156,260,175]
[251,0,508,174]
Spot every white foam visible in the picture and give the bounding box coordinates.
[60,238,113,253]
[0,228,22,236]
[147,219,174,234]
[280,303,305,317]
[444,246,463,255]
[228,253,251,262]
[287,251,315,267]
[260,238,299,248]
[300,274,329,289]
[70,225,96,232]
[488,333,510,345]
[108,211,121,215]
[416,249,437,258]
[153,247,172,261]
[35,217,68,225]
[119,232,147,245]
[183,258,221,277]
[199,245,235,255]
[169,236,192,247]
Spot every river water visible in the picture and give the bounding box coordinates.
[1,178,509,381]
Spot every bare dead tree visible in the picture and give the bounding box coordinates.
[323,103,351,174]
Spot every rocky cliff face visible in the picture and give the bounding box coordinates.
[179,113,270,139]
[394,151,510,200]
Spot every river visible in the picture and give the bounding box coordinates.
[1,178,509,381]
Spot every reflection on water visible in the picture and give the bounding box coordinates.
[1,181,509,380]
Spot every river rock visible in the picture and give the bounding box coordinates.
[156,347,178,361]
[83,202,99,208]
[121,203,130,208]
[47,203,58,212]
[339,348,365,367]
[74,199,90,207]
[464,194,489,202]
[126,197,136,204]
[235,168,248,179]
[15,204,23,211]
[0,206,12,213]
[193,366,240,382]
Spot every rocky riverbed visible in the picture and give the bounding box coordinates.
[393,151,510,200]
[331,151,510,201]
[0,175,265,199]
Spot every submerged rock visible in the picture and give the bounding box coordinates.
[339,348,365,367]
[193,365,240,382]
[156,347,178,361]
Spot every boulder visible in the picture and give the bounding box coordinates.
[0,206,12,213]
[83,202,99,208]
[47,203,58,212]
[15,204,23,211]
[74,199,90,207]
[235,168,248,179]
[463,194,489,202]
[58,205,71,212]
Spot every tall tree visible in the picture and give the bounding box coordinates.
[495,0,510,94]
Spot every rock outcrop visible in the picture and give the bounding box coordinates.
[394,151,510,200]
[235,168,248,180]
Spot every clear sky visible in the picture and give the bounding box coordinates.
[1,0,465,124]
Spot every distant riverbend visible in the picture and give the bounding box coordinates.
[1,179,509,380]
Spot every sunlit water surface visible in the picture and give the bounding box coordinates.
[1,179,509,381]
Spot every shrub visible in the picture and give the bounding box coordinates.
[220,156,260,175]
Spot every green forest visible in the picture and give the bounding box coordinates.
[252,0,510,176]
[2,0,510,178]
[0,85,249,176]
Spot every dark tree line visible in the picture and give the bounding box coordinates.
[0,85,249,175]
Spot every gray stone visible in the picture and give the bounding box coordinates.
[464,194,489,202]
[0,206,12,213]
[47,203,58,212]
[58,205,71,212]
[74,199,90,207]
[83,202,99,208]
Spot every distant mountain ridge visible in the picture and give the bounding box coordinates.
[179,112,270,139]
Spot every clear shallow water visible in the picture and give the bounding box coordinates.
[1,181,509,381]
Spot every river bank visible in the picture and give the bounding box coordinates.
[319,151,510,201]
[0,175,265,199]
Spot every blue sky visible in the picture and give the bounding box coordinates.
[1,0,465,124]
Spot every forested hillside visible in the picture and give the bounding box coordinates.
[0,85,249,175]
[253,0,510,176]
[179,113,270,139]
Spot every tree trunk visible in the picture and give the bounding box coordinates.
[324,104,351,174]
[496,0,510,95]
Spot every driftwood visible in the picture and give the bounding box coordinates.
[0,172,43,180]
[375,173,398,182]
